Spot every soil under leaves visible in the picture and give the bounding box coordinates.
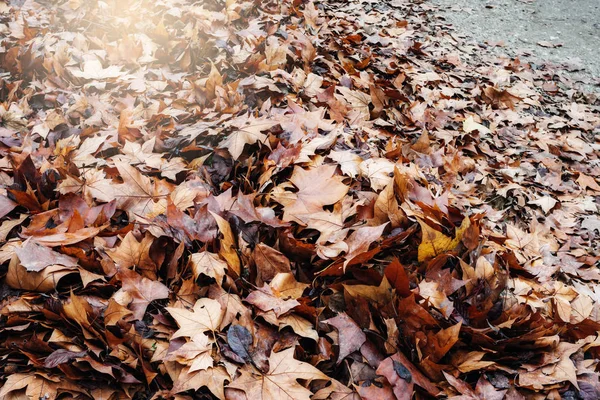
[0,0,599,399]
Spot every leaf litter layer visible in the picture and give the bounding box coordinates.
[0,0,599,399]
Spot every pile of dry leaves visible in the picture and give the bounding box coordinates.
[0,0,599,398]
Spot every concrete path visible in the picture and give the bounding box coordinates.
[433,0,600,91]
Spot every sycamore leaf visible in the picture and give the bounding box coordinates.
[254,243,292,284]
[0,214,26,243]
[70,59,123,80]
[0,373,36,398]
[118,268,169,320]
[342,223,387,270]
[323,313,366,363]
[273,165,348,223]
[167,298,224,337]
[336,86,371,120]
[226,347,329,400]
[528,196,558,214]
[270,273,309,299]
[328,150,363,178]
[313,378,361,400]
[246,284,300,317]
[22,227,102,247]
[210,211,241,276]
[0,195,17,220]
[114,161,158,219]
[190,251,227,284]
[58,169,115,203]
[463,116,491,135]
[343,276,393,306]
[172,366,230,399]
[14,238,79,271]
[107,232,156,271]
[359,158,395,191]
[165,333,214,372]
[376,356,414,400]
[222,117,278,159]
[6,255,76,292]
[418,280,454,318]
[417,217,470,262]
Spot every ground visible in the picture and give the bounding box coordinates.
[435,0,600,91]
[0,0,600,399]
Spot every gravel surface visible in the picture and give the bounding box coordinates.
[433,0,600,92]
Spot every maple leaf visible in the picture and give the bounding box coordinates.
[417,217,470,262]
[14,238,79,271]
[118,268,169,320]
[246,284,300,317]
[165,333,214,372]
[335,86,371,121]
[167,298,224,337]
[222,116,278,159]
[171,365,230,399]
[323,313,366,363]
[273,165,348,223]
[107,231,156,271]
[114,161,163,219]
[226,347,329,400]
[70,59,123,80]
[6,254,77,292]
[254,242,292,284]
[190,251,228,284]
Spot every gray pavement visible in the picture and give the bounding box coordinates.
[433,0,600,90]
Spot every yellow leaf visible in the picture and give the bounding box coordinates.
[418,217,470,262]
[209,211,240,276]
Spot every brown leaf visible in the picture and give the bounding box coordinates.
[226,347,329,400]
[14,238,79,271]
[167,298,224,337]
[245,284,300,317]
[210,211,241,276]
[6,254,76,292]
[0,195,17,219]
[107,231,157,272]
[376,357,414,400]
[119,268,169,320]
[253,243,292,285]
[171,365,230,399]
[190,251,228,284]
[273,165,348,223]
[323,313,367,364]
[384,258,411,298]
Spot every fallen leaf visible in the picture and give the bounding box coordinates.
[226,347,329,400]
[323,313,367,363]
